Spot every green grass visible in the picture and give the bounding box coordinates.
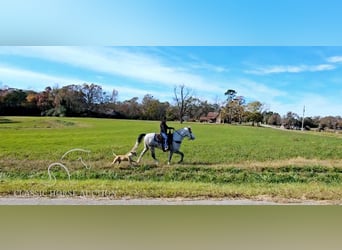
[1,179,342,202]
[2,116,342,163]
[1,116,342,202]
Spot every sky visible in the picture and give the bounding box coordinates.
[1,46,342,117]
[1,1,342,117]
[1,0,342,45]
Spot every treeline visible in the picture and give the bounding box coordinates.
[221,89,342,130]
[0,83,341,131]
[0,83,217,121]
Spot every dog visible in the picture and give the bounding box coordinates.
[111,150,137,165]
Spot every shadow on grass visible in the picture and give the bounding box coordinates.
[0,118,20,124]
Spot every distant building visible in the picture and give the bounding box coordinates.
[199,112,222,123]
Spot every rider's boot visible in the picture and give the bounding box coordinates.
[163,141,168,152]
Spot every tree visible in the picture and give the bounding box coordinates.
[283,112,300,129]
[266,112,282,126]
[141,94,169,120]
[224,89,237,102]
[245,101,264,126]
[320,116,338,130]
[81,83,104,111]
[0,88,41,115]
[188,99,217,121]
[117,97,141,119]
[25,91,38,105]
[51,85,86,116]
[223,89,245,123]
[110,89,119,104]
[3,89,27,107]
[173,84,193,123]
[302,117,319,130]
[232,96,246,123]
[37,87,54,114]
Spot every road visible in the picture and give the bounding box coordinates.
[0,197,331,205]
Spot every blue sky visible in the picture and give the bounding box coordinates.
[1,46,342,117]
[1,1,342,117]
[1,0,342,45]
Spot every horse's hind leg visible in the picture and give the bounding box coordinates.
[137,146,149,163]
[150,147,159,165]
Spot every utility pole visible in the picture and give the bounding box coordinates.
[301,105,305,131]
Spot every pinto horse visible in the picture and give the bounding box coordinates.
[134,127,195,165]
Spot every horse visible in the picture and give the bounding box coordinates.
[134,127,195,165]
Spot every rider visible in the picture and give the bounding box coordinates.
[160,116,174,151]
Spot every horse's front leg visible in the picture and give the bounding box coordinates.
[173,150,184,164]
[168,151,174,165]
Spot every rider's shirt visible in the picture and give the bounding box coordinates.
[160,121,169,134]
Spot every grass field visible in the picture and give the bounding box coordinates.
[1,116,342,203]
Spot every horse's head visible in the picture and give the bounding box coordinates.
[185,127,195,140]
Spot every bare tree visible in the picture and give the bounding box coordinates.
[82,83,103,111]
[111,89,119,104]
[173,84,193,123]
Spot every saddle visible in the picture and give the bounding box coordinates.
[154,132,173,149]
[154,134,163,143]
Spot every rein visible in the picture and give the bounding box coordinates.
[173,128,191,144]
[173,130,183,144]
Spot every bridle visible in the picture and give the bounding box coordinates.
[174,127,194,143]
[188,127,194,139]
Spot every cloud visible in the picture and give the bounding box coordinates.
[271,93,342,117]
[100,83,174,102]
[191,62,229,73]
[186,57,229,73]
[1,47,341,117]
[246,64,336,75]
[327,56,342,63]
[0,64,170,100]
[0,46,226,97]
[216,78,341,117]
[221,78,286,101]
[0,65,84,90]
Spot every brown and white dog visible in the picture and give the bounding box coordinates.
[111,151,137,165]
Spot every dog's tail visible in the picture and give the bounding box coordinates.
[130,133,146,153]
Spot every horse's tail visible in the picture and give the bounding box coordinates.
[131,133,146,152]
[137,133,146,143]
